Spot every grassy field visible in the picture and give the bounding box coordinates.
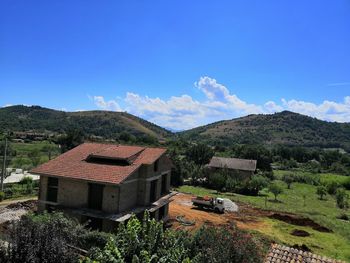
[176,171,350,261]
[9,141,60,170]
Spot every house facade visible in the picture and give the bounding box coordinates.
[31,143,173,232]
[206,156,257,180]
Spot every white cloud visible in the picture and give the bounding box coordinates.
[3,104,13,107]
[195,76,263,114]
[92,77,350,129]
[281,98,350,122]
[93,96,121,111]
[264,101,283,113]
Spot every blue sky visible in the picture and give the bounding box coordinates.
[1,0,350,129]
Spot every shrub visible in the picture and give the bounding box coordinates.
[326,181,340,195]
[293,173,320,186]
[78,230,115,250]
[269,182,284,201]
[26,181,33,194]
[208,172,227,192]
[190,226,264,263]
[0,191,4,202]
[316,185,327,200]
[225,176,239,192]
[335,188,349,209]
[337,213,349,221]
[82,212,192,262]
[19,176,33,185]
[282,173,294,189]
[342,177,350,190]
[0,212,82,263]
[3,188,13,199]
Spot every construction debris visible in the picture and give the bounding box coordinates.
[175,215,195,226]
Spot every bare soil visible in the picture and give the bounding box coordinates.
[269,213,332,233]
[291,229,310,237]
[169,193,331,235]
[0,200,37,235]
[169,193,269,232]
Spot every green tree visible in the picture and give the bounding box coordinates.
[208,171,227,192]
[42,143,57,160]
[269,182,284,201]
[57,128,85,153]
[246,175,269,195]
[316,185,327,200]
[282,173,295,189]
[185,143,214,166]
[28,149,41,167]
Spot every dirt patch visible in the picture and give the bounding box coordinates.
[269,213,332,233]
[0,200,37,235]
[6,200,37,211]
[169,193,267,232]
[291,229,310,237]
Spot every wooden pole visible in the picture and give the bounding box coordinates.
[1,138,8,191]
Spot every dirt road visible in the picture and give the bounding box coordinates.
[168,193,269,231]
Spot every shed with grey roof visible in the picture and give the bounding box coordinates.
[206,156,257,180]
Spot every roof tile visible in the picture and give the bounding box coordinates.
[31,143,167,184]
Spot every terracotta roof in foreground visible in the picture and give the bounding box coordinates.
[31,143,167,184]
[207,156,257,171]
[265,244,345,263]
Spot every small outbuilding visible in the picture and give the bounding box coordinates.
[206,156,257,179]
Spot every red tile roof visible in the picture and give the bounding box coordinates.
[31,143,167,185]
[90,145,145,161]
[265,244,346,263]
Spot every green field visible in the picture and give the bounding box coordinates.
[176,171,350,261]
[9,141,60,170]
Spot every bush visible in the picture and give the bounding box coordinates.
[282,173,294,189]
[335,188,349,209]
[208,172,227,192]
[342,177,350,190]
[337,213,349,221]
[0,191,4,202]
[19,176,33,185]
[190,226,264,263]
[293,173,320,186]
[26,181,33,194]
[82,212,192,262]
[0,212,82,263]
[78,230,114,250]
[316,185,327,200]
[326,181,340,195]
[82,213,264,263]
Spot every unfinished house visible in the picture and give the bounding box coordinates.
[206,156,257,180]
[31,143,173,232]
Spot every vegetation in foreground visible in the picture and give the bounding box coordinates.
[0,212,266,263]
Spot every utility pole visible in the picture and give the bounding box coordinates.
[1,138,8,191]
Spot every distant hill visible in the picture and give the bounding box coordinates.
[180,111,350,151]
[0,105,172,140]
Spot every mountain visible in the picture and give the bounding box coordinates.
[0,105,171,140]
[180,111,350,151]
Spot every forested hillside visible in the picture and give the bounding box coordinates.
[0,105,171,140]
[181,111,350,151]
